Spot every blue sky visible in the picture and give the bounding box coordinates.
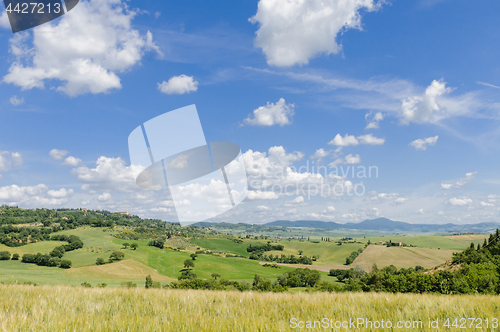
[0,0,499,224]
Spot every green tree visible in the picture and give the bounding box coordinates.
[0,251,11,260]
[184,259,194,270]
[109,251,125,262]
[81,282,92,288]
[190,253,197,260]
[211,273,221,280]
[298,250,303,255]
[130,243,138,250]
[122,243,130,249]
[59,260,72,269]
[95,257,105,265]
[145,275,153,289]
[12,253,19,260]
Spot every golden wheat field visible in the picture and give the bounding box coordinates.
[1,285,500,331]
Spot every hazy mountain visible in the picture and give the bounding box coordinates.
[193,218,500,233]
[266,218,500,233]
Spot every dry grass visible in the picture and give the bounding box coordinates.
[353,245,455,270]
[1,284,500,331]
[65,259,175,282]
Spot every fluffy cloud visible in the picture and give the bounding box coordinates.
[98,192,112,202]
[47,188,74,199]
[0,151,23,173]
[328,133,384,146]
[329,154,361,166]
[449,197,472,206]
[328,134,359,147]
[289,196,305,204]
[365,111,384,129]
[3,0,159,96]
[409,136,439,151]
[243,146,354,199]
[0,184,72,206]
[244,98,294,126]
[357,134,385,145]
[71,156,136,192]
[10,95,24,106]
[310,148,330,161]
[400,79,454,125]
[441,172,476,190]
[246,191,279,200]
[158,75,198,95]
[480,201,494,207]
[62,156,83,167]
[394,197,409,204]
[49,149,69,161]
[249,0,382,67]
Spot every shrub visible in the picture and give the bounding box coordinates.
[122,281,136,288]
[0,251,11,260]
[95,257,105,265]
[11,253,19,260]
[47,257,61,267]
[59,260,72,269]
[109,251,125,262]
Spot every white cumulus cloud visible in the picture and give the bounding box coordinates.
[98,192,112,202]
[63,156,83,167]
[3,0,160,97]
[249,0,382,67]
[158,75,198,95]
[310,148,330,161]
[49,149,69,161]
[328,133,384,146]
[409,136,439,151]
[357,134,385,145]
[400,79,454,125]
[449,197,472,206]
[0,151,23,173]
[244,98,294,126]
[328,134,359,147]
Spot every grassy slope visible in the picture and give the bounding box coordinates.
[266,241,365,265]
[0,227,485,286]
[353,245,456,269]
[364,235,487,250]
[190,238,250,257]
[2,285,500,331]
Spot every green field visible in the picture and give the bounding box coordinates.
[268,240,366,265]
[364,235,487,250]
[190,237,250,257]
[0,227,485,287]
[0,229,306,286]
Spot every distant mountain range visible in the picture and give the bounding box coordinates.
[193,218,500,233]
